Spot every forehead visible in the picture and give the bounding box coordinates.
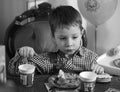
[55,25,81,36]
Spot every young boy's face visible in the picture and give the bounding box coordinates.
[54,25,82,55]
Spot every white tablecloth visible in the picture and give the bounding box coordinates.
[97,52,120,76]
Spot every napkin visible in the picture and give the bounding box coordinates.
[44,83,79,92]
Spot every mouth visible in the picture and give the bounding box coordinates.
[64,49,75,53]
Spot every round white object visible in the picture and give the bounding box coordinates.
[18,64,35,74]
[79,71,97,82]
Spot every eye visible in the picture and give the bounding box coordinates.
[72,36,78,39]
[59,37,66,40]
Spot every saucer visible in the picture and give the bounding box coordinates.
[97,73,112,83]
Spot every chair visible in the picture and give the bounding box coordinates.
[4,3,87,60]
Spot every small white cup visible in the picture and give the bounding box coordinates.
[18,64,35,87]
[79,71,97,92]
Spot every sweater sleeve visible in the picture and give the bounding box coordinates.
[90,52,99,69]
[28,53,54,74]
[8,51,34,76]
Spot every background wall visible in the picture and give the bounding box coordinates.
[96,0,120,55]
[0,0,27,44]
[0,0,120,56]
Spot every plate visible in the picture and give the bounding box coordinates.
[96,73,112,83]
[113,58,120,68]
[48,73,81,89]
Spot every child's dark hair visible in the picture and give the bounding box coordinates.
[49,6,83,37]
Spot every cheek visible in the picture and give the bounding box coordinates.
[57,40,65,46]
[77,38,81,43]
[75,37,81,45]
[55,39,63,46]
[75,41,80,46]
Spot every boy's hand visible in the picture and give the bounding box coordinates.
[91,64,104,74]
[19,46,35,57]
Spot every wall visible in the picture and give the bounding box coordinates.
[96,0,120,55]
[0,0,27,44]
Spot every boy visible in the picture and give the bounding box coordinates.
[8,6,104,75]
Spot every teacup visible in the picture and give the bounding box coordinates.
[18,64,35,87]
[79,71,97,92]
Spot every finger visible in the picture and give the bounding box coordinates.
[27,48,32,57]
[96,66,104,74]
[99,67,104,74]
[92,65,100,73]
[29,49,34,57]
[26,48,29,57]
[23,48,27,57]
[93,65,98,73]
[92,68,96,73]
[96,67,101,74]
[91,64,97,73]
[19,48,24,56]
[101,68,104,74]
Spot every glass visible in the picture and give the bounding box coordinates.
[80,81,95,92]
[79,71,97,92]
[18,64,35,87]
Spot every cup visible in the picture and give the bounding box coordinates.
[18,64,35,87]
[79,71,97,92]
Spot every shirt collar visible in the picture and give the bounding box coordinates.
[74,46,84,57]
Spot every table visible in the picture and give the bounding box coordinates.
[7,75,120,92]
[8,75,50,92]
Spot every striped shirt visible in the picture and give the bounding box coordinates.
[8,46,98,75]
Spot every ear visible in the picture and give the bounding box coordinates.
[81,27,85,36]
[80,38,83,46]
[81,28,87,47]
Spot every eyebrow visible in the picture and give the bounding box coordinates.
[58,33,79,37]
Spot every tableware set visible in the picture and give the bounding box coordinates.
[47,71,112,92]
[17,63,112,92]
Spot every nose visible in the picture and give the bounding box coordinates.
[65,38,73,47]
